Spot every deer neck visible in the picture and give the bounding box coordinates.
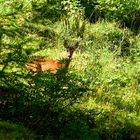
[64,58,72,68]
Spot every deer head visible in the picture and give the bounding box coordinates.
[64,40,79,59]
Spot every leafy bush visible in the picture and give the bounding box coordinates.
[31,0,62,22]
[81,0,140,31]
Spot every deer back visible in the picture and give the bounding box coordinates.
[26,58,65,73]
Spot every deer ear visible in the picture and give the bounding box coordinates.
[74,42,79,49]
[64,40,69,48]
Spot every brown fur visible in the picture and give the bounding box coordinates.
[26,58,65,74]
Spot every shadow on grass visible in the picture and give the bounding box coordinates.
[0,71,91,139]
[1,71,140,140]
[0,121,35,140]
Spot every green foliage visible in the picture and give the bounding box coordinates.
[81,0,140,31]
[31,0,62,22]
[61,0,85,43]
[132,34,140,57]
[82,21,132,56]
[0,121,35,140]
[0,0,140,140]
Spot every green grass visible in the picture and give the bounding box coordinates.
[1,20,140,139]
[1,0,140,139]
[0,121,35,140]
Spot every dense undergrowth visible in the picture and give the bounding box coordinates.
[0,0,140,140]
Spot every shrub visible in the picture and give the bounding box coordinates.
[81,0,140,31]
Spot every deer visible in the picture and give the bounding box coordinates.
[25,40,78,74]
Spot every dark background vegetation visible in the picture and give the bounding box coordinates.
[0,0,140,139]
